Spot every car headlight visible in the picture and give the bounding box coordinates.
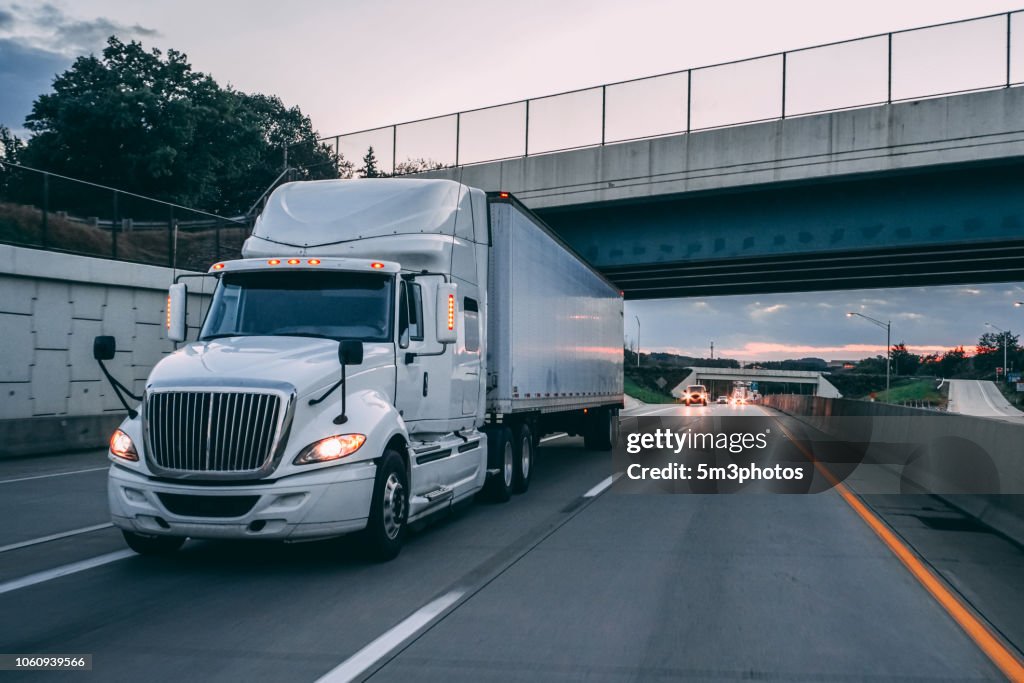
[110,429,138,462]
[294,434,366,465]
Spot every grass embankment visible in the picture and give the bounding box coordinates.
[624,376,675,404]
[0,201,246,270]
[871,378,946,406]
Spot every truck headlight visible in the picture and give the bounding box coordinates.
[294,434,366,465]
[110,429,138,461]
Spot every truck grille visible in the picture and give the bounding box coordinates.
[145,391,283,474]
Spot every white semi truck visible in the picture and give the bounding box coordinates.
[94,179,623,560]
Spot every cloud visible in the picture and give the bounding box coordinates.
[718,342,956,359]
[750,303,786,318]
[2,3,160,56]
[0,37,70,131]
[0,3,159,130]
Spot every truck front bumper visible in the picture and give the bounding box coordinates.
[108,461,376,541]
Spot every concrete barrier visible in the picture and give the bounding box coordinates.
[0,244,212,457]
[763,394,1024,546]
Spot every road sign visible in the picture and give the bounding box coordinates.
[996,367,1004,374]
[751,382,759,392]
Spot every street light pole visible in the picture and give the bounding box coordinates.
[985,322,1009,382]
[846,312,892,393]
[635,315,640,368]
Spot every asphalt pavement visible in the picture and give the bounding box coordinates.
[945,379,1024,422]
[0,402,1021,681]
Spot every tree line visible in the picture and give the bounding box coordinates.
[0,36,445,220]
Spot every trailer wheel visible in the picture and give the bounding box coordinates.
[512,423,533,494]
[121,530,185,556]
[484,426,513,502]
[583,407,618,451]
[360,449,408,561]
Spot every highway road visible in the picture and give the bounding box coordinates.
[945,379,1024,422]
[1,403,1023,681]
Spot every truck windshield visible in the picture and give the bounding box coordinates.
[199,270,394,343]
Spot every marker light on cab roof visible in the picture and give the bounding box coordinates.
[212,262,225,270]
[371,262,385,269]
[287,258,300,265]
[308,259,321,265]
[268,259,281,265]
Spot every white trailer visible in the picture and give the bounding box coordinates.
[95,179,622,560]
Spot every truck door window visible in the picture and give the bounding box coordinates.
[398,281,424,349]
[464,297,480,352]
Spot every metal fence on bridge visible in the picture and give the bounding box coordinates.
[0,162,254,272]
[316,10,1024,175]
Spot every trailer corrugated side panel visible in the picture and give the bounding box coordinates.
[487,200,623,414]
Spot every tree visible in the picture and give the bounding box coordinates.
[0,125,25,197]
[394,157,446,175]
[359,146,385,178]
[974,330,1019,377]
[937,346,969,378]
[17,37,339,215]
[889,342,920,376]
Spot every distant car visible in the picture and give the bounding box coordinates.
[716,396,728,404]
[681,384,709,406]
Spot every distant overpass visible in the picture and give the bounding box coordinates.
[671,367,843,399]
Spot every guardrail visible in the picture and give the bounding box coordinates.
[315,9,1024,175]
[0,162,253,272]
[763,394,1024,546]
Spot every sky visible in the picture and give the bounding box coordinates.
[2,0,1023,361]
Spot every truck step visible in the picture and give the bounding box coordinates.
[423,486,454,502]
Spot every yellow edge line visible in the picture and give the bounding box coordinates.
[774,416,1024,681]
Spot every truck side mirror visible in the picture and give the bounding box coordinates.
[167,283,187,342]
[338,339,364,366]
[93,335,116,361]
[436,283,458,344]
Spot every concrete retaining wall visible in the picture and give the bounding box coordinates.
[0,244,212,457]
[763,394,1024,547]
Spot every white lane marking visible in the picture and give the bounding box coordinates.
[0,550,134,596]
[539,433,568,443]
[0,466,108,485]
[316,590,463,683]
[583,472,623,498]
[0,523,115,554]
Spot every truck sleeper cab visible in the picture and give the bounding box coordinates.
[100,179,623,561]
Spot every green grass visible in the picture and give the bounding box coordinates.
[871,379,946,406]
[623,376,676,404]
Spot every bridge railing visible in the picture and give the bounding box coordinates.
[318,10,1024,176]
[0,162,253,272]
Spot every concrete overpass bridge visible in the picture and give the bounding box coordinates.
[670,366,843,399]
[324,11,1024,298]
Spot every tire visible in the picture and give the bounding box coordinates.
[484,426,513,502]
[511,423,534,494]
[360,449,408,561]
[121,530,185,556]
[583,407,618,451]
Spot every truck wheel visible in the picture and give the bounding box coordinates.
[511,423,533,494]
[484,426,513,502]
[583,407,618,451]
[361,449,408,562]
[121,530,185,556]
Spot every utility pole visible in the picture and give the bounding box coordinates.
[710,340,714,360]
[986,322,1009,382]
[847,312,891,393]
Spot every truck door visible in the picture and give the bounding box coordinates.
[395,277,453,429]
